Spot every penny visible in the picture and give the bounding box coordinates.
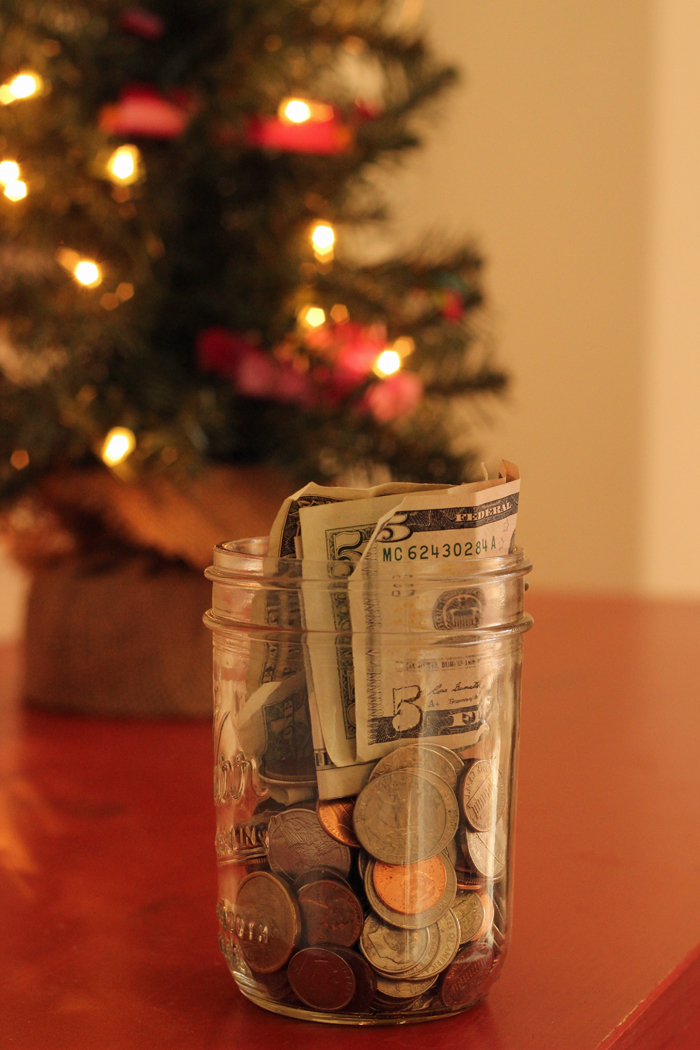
[365,857,457,930]
[464,819,506,879]
[375,973,437,999]
[369,744,459,790]
[331,947,377,1013]
[475,891,494,941]
[268,808,352,880]
[292,867,352,893]
[459,760,505,832]
[399,909,460,980]
[233,871,301,974]
[248,969,292,1002]
[452,892,486,944]
[353,769,459,865]
[316,798,361,848]
[439,942,494,1009]
[373,855,447,915]
[359,913,429,975]
[297,878,363,947]
[287,946,356,1012]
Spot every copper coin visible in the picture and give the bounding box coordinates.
[353,769,459,864]
[287,947,356,1012]
[452,892,486,944]
[297,878,363,947]
[365,857,457,930]
[439,942,494,1008]
[233,871,301,974]
[369,744,459,790]
[268,808,352,880]
[292,867,352,893]
[316,798,361,848]
[464,819,506,879]
[331,947,377,1012]
[475,891,495,941]
[459,760,505,832]
[373,855,447,915]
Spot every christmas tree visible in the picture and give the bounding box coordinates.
[0,0,505,556]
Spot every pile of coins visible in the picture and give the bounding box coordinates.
[223,743,509,1018]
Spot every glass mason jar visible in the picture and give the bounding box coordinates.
[204,537,533,1025]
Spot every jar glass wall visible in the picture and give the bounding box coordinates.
[205,538,532,1024]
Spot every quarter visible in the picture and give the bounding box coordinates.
[353,769,459,864]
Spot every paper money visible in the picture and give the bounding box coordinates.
[348,463,520,761]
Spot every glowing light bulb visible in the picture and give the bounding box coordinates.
[10,449,29,470]
[311,224,335,252]
[280,98,312,124]
[304,306,326,327]
[106,144,140,185]
[0,161,20,184]
[8,73,40,99]
[4,180,27,202]
[74,260,102,287]
[375,349,401,376]
[101,427,136,466]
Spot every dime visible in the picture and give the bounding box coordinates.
[359,913,429,975]
[439,942,494,1009]
[268,808,352,880]
[375,974,437,999]
[287,947,356,1012]
[365,857,457,930]
[452,892,486,945]
[399,909,460,980]
[297,878,363,947]
[369,744,459,791]
[232,871,301,974]
[331,947,377,1012]
[373,855,447,915]
[459,760,505,832]
[463,819,506,879]
[353,769,459,865]
[316,798,361,848]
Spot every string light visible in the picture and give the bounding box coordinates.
[10,449,29,470]
[105,144,141,185]
[0,72,42,104]
[302,306,326,327]
[101,427,136,466]
[375,349,402,376]
[73,260,102,287]
[0,161,20,184]
[330,304,349,323]
[311,222,335,262]
[4,180,27,202]
[280,98,312,124]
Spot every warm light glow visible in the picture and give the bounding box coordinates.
[392,336,415,357]
[311,223,335,252]
[10,449,29,470]
[280,98,312,123]
[100,292,120,311]
[0,161,20,184]
[330,303,349,323]
[375,349,402,376]
[74,260,102,287]
[101,427,136,466]
[304,306,326,327]
[116,282,134,301]
[4,180,27,201]
[0,86,13,105]
[106,144,140,185]
[8,73,40,99]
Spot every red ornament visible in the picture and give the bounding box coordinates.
[245,114,353,155]
[117,7,166,40]
[440,289,465,321]
[99,86,190,139]
[306,321,385,401]
[197,327,313,407]
[361,372,424,423]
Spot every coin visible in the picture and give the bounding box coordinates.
[268,808,352,880]
[316,798,361,847]
[365,857,457,930]
[297,878,363,947]
[232,871,301,974]
[439,942,494,1009]
[459,760,505,832]
[399,909,460,980]
[373,855,447,915]
[353,769,459,864]
[292,867,352,893]
[287,946,356,1012]
[331,947,377,1013]
[369,744,459,790]
[375,974,437,999]
[423,744,464,776]
[452,892,486,944]
[464,819,506,879]
[359,913,429,975]
[475,891,494,941]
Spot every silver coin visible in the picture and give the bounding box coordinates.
[375,973,438,999]
[399,909,460,980]
[452,892,486,945]
[422,744,465,776]
[364,857,457,930]
[267,808,352,880]
[369,744,459,790]
[359,913,429,976]
[353,769,459,864]
[464,818,506,879]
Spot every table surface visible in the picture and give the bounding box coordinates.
[1,593,700,1050]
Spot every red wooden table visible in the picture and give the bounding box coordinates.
[1,593,700,1049]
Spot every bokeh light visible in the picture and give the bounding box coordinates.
[101,427,136,466]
